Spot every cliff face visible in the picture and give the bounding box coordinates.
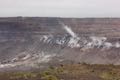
[0,17,120,70]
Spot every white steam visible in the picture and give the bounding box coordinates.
[40,24,120,49]
[90,36,107,48]
[68,37,80,48]
[63,24,80,48]
[63,25,77,37]
[0,63,16,68]
[0,51,56,68]
[114,42,120,48]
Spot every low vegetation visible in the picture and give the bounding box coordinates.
[0,63,120,80]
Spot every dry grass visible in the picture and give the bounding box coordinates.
[0,63,120,80]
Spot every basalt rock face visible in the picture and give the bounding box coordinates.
[0,17,120,70]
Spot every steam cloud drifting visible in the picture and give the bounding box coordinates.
[41,24,120,49]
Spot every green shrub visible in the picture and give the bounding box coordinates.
[41,75,58,80]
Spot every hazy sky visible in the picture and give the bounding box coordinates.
[0,0,120,18]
